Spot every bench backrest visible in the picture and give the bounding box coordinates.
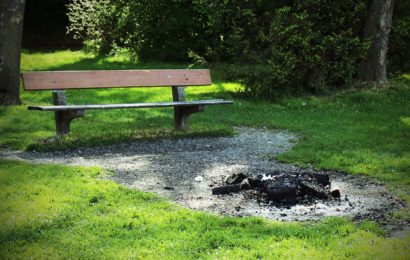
[22,69,212,90]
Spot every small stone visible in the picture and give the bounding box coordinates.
[194,176,203,182]
[164,186,174,190]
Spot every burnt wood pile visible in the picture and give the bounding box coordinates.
[212,171,340,204]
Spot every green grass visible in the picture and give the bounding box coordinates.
[0,50,409,258]
[1,160,409,259]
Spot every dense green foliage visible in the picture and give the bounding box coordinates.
[66,0,367,62]
[225,1,368,98]
[67,0,208,61]
[67,0,409,99]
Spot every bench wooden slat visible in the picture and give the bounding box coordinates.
[28,99,233,111]
[22,69,212,90]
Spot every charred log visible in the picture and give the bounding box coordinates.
[213,170,340,204]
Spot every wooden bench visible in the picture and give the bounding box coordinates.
[22,69,233,136]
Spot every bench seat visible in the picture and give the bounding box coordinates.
[28,99,232,111]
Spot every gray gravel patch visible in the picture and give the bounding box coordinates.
[0,127,406,224]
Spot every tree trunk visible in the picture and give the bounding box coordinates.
[0,0,26,105]
[359,0,394,82]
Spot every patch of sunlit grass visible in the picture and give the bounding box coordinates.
[1,160,409,258]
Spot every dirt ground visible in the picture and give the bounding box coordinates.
[1,127,408,234]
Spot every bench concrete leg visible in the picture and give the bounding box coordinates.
[174,105,204,130]
[55,110,85,136]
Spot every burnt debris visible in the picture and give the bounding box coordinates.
[212,170,340,204]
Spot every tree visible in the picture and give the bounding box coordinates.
[0,0,26,105]
[359,0,394,82]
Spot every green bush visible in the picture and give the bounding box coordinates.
[192,0,288,63]
[114,0,209,62]
[67,0,209,61]
[67,0,117,54]
[67,0,289,62]
[67,0,407,99]
[229,1,368,99]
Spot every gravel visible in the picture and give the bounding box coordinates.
[0,127,406,227]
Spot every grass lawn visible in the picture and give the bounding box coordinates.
[1,160,409,259]
[0,50,409,258]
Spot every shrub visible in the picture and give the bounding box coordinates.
[67,0,118,54]
[67,0,209,61]
[67,0,406,99]
[233,1,368,99]
[67,0,288,62]
[193,0,288,63]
